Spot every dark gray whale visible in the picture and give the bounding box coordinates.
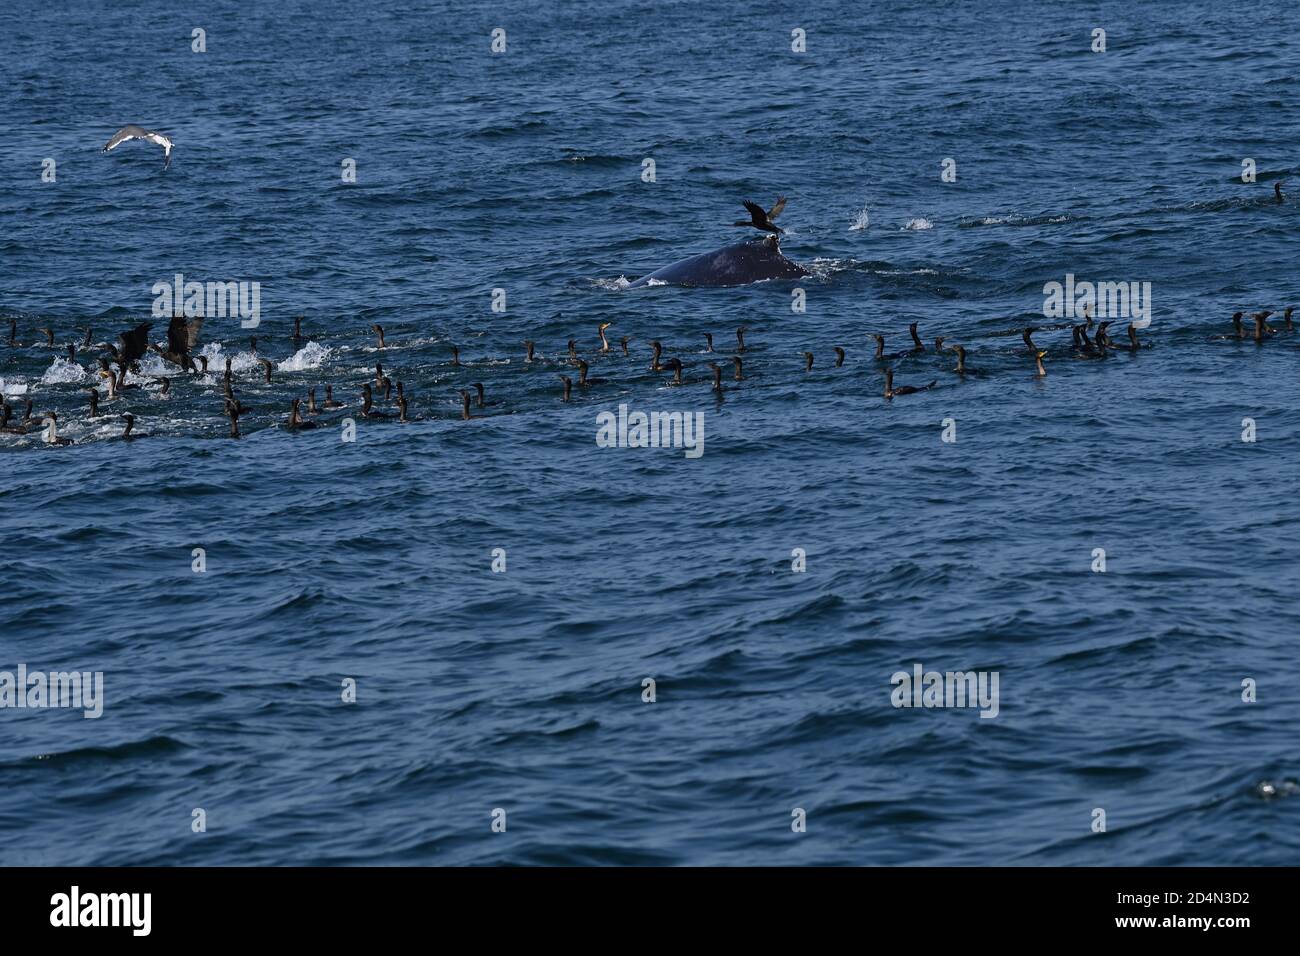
[628,236,810,288]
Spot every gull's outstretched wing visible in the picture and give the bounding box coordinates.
[103,125,149,152]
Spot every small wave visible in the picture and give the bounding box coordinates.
[556,151,625,167]
[959,213,1072,228]
[16,735,188,768]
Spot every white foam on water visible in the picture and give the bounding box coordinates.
[849,207,870,231]
[902,218,934,231]
[278,341,332,371]
[134,353,172,376]
[199,342,262,373]
[40,359,90,385]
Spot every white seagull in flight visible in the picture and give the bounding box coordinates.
[102,125,174,170]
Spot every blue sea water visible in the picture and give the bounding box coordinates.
[1,0,1298,866]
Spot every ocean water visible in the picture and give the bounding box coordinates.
[2,0,1298,865]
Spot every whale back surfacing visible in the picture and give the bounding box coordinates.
[628,237,809,289]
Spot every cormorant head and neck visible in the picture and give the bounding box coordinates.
[802,352,814,372]
[954,345,967,373]
[834,346,845,367]
[909,322,923,350]
[736,327,748,352]
[732,355,744,380]
[524,340,535,363]
[472,382,485,406]
[703,332,714,352]
[559,375,572,402]
[872,334,884,359]
[1096,321,1112,350]
[707,362,722,390]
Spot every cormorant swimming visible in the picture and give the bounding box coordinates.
[884,369,936,398]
